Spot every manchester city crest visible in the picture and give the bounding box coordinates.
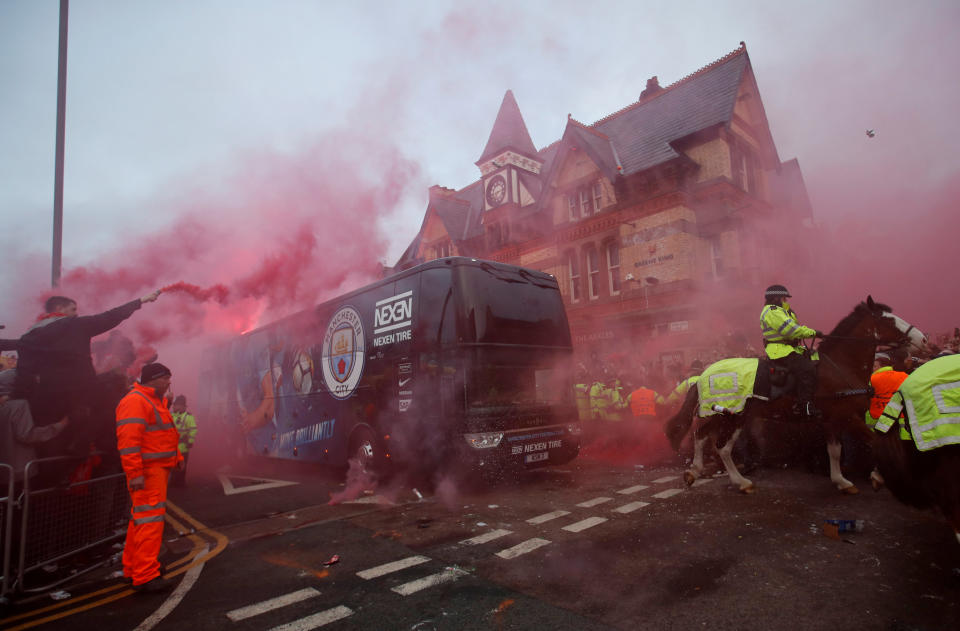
[321,306,365,399]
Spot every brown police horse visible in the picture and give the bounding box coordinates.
[665,297,926,494]
[870,355,960,545]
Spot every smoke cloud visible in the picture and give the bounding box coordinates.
[4,132,422,408]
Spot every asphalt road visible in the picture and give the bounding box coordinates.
[3,450,959,631]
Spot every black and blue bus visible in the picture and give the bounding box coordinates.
[197,257,581,479]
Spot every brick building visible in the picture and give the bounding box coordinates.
[394,43,814,383]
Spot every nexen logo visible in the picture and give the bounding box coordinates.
[374,290,413,334]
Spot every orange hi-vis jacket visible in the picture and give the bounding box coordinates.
[116,382,182,485]
[868,366,909,421]
[628,387,660,418]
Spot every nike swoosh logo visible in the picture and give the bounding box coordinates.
[399,377,412,387]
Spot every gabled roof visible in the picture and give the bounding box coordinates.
[540,118,623,186]
[432,196,471,241]
[476,90,539,164]
[593,45,748,175]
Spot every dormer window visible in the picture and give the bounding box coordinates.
[565,180,604,222]
[580,190,592,217]
[732,145,756,193]
[568,194,579,221]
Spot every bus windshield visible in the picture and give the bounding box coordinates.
[456,263,571,347]
[465,348,573,409]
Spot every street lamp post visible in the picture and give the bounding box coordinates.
[623,274,659,309]
[52,0,69,288]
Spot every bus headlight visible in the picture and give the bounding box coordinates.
[464,432,504,449]
[566,423,583,436]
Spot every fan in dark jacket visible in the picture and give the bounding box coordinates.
[14,291,161,458]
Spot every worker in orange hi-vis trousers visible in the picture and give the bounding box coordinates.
[116,362,182,593]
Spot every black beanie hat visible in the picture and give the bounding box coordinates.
[140,362,171,383]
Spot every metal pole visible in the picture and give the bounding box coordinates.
[52,0,69,288]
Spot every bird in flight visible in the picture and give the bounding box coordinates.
[865,129,876,138]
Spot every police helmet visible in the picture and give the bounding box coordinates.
[764,284,791,300]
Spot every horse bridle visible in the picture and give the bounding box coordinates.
[818,311,911,348]
[813,310,910,391]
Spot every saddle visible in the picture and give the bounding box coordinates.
[755,358,796,401]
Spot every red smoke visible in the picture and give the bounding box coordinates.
[4,132,422,407]
[161,281,230,305]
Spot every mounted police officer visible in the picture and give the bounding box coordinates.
[760,285,823,418]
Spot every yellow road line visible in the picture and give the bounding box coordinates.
[162,510,205,571]
[0,511,204,625]
[5,589,134,631]
[0,502,227,630]
[0,583,128,624]
[162,500,229,579]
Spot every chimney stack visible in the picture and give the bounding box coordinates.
[640,76,662,99]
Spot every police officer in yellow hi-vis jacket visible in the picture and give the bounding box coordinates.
[760,284,823,418]
[170,395,197,488]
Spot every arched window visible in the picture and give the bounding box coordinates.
[585,246,600,300]
[605,241,620,295]
[566,251,581,303]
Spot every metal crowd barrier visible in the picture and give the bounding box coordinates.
[1,464,13,601]
[9,455,129,595]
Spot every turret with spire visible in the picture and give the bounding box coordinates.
[477,90,543,212]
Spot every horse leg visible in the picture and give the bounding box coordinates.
[717,428,754,494]
[684,427,708,487]
[826,438,858,494]
[869,467,884,491]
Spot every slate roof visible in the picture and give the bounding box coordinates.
[593,47,748,175]
[477,90,539,164]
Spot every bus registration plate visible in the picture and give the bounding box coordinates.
[525,452,549,463]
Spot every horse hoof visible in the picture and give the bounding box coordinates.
[683,471,696,487]
[740,484,755,495]
[840,485,859,495]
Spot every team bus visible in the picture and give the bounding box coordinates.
[196,257,581,480]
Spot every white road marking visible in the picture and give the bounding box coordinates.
[527,510,570,524]
[266,605,354,631]
[134,545,208,631]
[217,474,299,496]
[652,488,684,499]
[562,516,608,532]
[496,538,551,559]
[391,567,467,596]
[343,495,390,504]
[226,588,320,622]
[577,497,613,508]
[613,501,650,514]
[651,475,679,483]
[617,484,649,495]
[357,555,430,580]
[460,529,512,545]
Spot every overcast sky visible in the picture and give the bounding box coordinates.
[2,0,959,332]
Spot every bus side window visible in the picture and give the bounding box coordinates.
[418,267,455,345]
